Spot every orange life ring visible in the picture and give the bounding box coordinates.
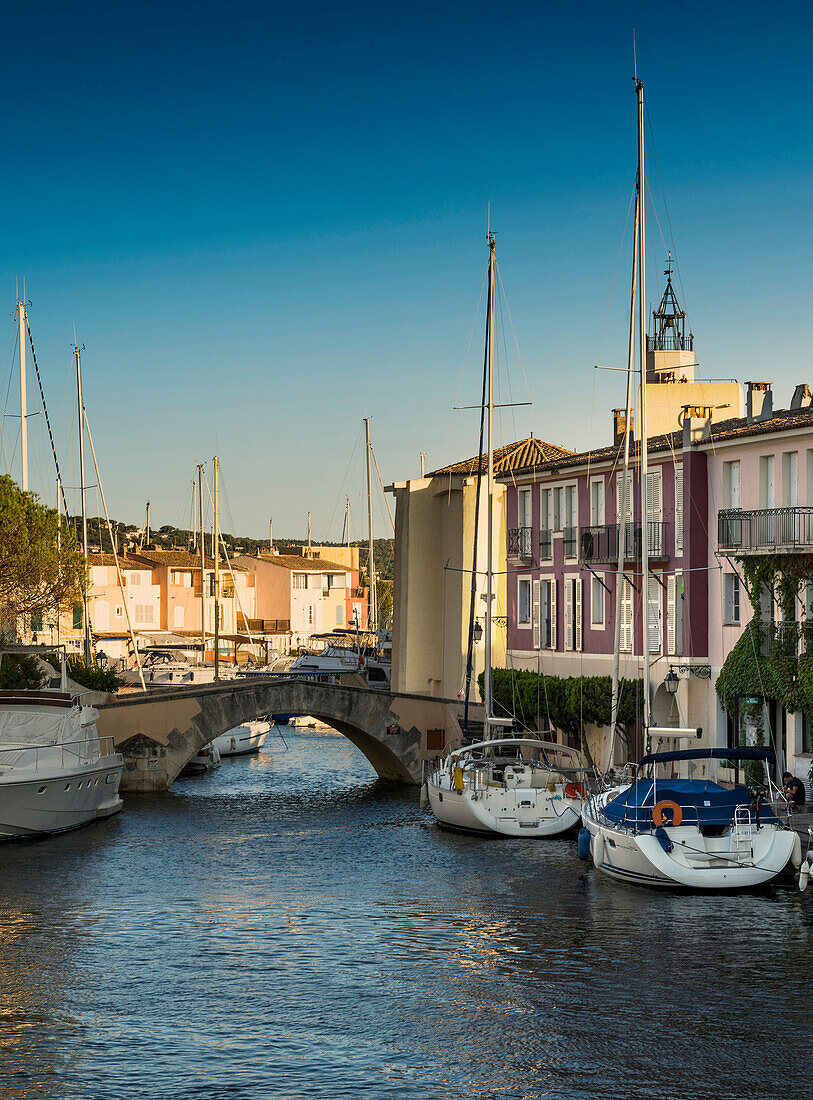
[564,782,586,800]
[652,799,683,827]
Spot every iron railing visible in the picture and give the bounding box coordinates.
[754,620,813,659]
[718,507,813,552]
[563,526,578,559]
[508,527,534,561]
[579,522,668,563]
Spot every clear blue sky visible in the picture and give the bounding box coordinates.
[1,0,810,540]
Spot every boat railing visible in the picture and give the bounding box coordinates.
[0,735,120,774]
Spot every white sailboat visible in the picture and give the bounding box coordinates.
[427,232,589,837]
[580,79,800,888]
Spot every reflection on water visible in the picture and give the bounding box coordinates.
[0,725,810,1099]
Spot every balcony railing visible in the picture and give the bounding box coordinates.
[754,620,813,659]
[508,527,534,562]
[563,526,577,559]
[580,522,668,563]
[540,528,552,560]
[718,507,813,553]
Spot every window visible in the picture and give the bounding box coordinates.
[517,578,531,625]
[540,579,557,649]
[73,604,83,629]
[336,606,343,625]
[667,573,683,656]
[134,604,154,624]
[308,605,314,625]
[128,572,142,587]
[563,576,582,652]
[540,489,552,559]
[591,575,605,626]
[674,464,683,554]
[616,471,633,525]
[115,606,123,618]
[590,479,605,526]
[293,574,308,589]
[759,455,775,509]
[647,574,662,654]
[782,452,799,507]
[724,574,741,625]
[620,574,633,652]
[723,461,741,509]
[802,713,812,755]
[518,489,531,529]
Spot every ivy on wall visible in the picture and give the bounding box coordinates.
[480,668,643,742]
[716,555,813,720]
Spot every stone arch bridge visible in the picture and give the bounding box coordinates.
[96,677,478,792]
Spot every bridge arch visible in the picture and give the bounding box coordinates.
[97,677,468,792]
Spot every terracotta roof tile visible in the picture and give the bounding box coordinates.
[430,437,574,477]
[127,550,248,572]
[255,554,350,573]
[88,553,152,570]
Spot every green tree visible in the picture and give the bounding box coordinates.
[0,476,87,618]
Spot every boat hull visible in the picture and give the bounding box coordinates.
[213,722,271,757]
[0,755,124,838]
[428,779,581,838]
[581,798,796,889]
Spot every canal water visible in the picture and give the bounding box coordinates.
[0,726,810,1100]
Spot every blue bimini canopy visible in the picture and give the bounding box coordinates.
[602,778,778,830]
[637,747,776,768]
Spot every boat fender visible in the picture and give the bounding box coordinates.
[230,737,237,752]
[655,825,674,853]
[799,859,810,893]
[578,827,591,860]
[790,832,803,869]
[652,799,683,827]
[592,833,605,866]
[564,782,586,800]
[452,766,464,793]
[419,782,429,810]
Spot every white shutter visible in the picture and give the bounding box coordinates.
[646,469,663,555]
[648,573,662,654]
[620,574,633,652]
[731,461,740,508]
[675,572,684,656]
[616,472,633,524]
[564,579,574,651]
[675,464,683,554]
[575,577,583,652]
[667,575,676,656]
[532,579,541,650]
[550,579,557,650]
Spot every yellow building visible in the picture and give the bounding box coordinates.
[387,438,572,700]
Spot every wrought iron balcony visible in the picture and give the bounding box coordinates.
[718,507,813,554]
[753,620,813,659]
[508,526,534,562]
[579,522,668,564]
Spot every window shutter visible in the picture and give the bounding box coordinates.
[564,579,574,651]
[675,464,683,554]
[667,574,676,655]
[532,579,541,649]
[550,579,557,650]
[616,472,633,524]
[575,577,583,652]
[620,574,633,652]
[648,573,662,654]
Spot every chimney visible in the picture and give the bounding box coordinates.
[613,408,634,447]
[681,405,712,447]
[790,384,812,410]
[746,381,773,423]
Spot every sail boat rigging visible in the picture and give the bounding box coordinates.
[580,79,799,888]
[427,230,589,837]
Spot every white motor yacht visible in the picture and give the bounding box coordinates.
[213,719,272,757]
[0,689,124,838]
[181,741,221,776]
[428,736,588,837]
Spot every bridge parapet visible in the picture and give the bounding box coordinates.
[97,677,479,792]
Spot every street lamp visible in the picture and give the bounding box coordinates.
[664,669,679,696]
[473,621,483,644]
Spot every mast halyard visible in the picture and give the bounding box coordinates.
[636,78,652,748]
[74,341,91,665]
[364,417,377,634]
[17,299,27,492]
[198,464,206,667]
[608,183,639,772]
[213,456,220,680]
[484,231,496,725]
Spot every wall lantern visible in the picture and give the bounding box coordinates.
[664,669,680,696]
[473,621,483,644]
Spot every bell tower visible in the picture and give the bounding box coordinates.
[646,253,697,382]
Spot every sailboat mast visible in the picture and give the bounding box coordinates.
[608,186,639,771]
[364,417,377,633]
[74,343,91,664]
[485,232,496,723]
[636,78,652,745]
[198,464,206,666]
[213,455,220,680]
[18,299,27,492]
